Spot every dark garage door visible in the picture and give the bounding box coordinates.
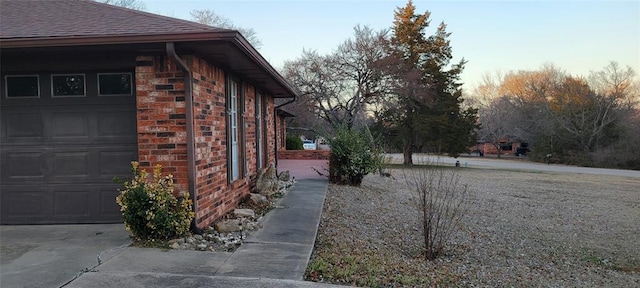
[1,72,137,224]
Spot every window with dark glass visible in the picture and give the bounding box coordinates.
[98,73,132,96]
[52,74,85,97]
[5,75,39,98]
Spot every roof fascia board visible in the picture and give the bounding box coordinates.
[0,31,300,98]
[228,36,299,98]
[0,31,239,49]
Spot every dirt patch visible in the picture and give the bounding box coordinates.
[307,167,640,287]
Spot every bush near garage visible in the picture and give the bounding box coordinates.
[116,162,194,240]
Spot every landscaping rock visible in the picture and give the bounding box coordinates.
[214,219,243,233]
[248,193,269,206]
[256,164,279,196]
[278,170,291,181]
[234,208,255,218]
[170,242,180,249]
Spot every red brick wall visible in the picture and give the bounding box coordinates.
[266,97,276,164]
[275,115,287,150]
[244,84,257,177]
[278,150,330,160]
[135,55,189,192]
[135,54,277,229]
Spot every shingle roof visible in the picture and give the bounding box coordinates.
[0,0,300,99]
[0,0,231,39]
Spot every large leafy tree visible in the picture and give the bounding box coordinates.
[376,1,476,164]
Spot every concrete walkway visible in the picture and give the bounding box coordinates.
[61,159,342,288]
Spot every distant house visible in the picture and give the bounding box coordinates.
[0,0,299,227]
[474,137,526,156]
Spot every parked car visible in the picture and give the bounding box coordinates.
[302,140,316,150]
[316,137,330,150]
[514,147,530,156]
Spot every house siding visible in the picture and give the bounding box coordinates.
[135,54,278,228]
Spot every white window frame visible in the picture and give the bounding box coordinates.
[4,75,40,99]
[230,80,240,181]
[256,92,264,169]
[97,72,133,96]
[51,73,86,98]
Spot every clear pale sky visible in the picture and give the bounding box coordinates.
[145,0,640,91]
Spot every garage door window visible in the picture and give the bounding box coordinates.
[5,75,39,98]
[98,73,132,96]
[52,74,85,97]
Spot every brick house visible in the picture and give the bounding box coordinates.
[473,137,526,156]
[0,0,299,227]
[276,107,295,150]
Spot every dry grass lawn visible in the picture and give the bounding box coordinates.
[306,166,640,287]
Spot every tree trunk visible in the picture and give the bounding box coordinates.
[403,143,413,166]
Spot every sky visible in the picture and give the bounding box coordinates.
[144,0,640,91]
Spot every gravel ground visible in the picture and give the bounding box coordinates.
[307,167,640,287]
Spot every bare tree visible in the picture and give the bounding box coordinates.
[549,76,618,152]
[97,0,146,10]
[485,62,639,165]
[190,9,262,49]
[589,61,638,104]
[283,26,390,130]
[478,96,519,157]
[497,66,566,154]
[473,74,515,157]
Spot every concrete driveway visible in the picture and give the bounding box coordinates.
[0,224,130,288]
[0,160,330,288]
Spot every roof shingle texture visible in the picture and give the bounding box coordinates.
[0,0,230,39]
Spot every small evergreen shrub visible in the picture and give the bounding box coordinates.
[328,126,383,186]
[286,134,304,150]
[116,162,194,240]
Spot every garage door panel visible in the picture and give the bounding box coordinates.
[3,112,44,140]
[50,185,122,223]
[99,150,137,177]
[97,110,136,138]
[51,112,89,139]
[100,188,123,218]
[1,188,49,220]
[5,151,46,179]
[53,189,90,217]
[1,184,124,224]
[52,151,89,178]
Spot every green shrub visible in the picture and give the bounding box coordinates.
[116,162,194,240]
[286,134,304,150]
[328,126,383,186]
